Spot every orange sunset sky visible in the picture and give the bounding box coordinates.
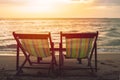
[0,0,120,18]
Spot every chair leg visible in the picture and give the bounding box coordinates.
[59,54,62,75]
[48,54,56,74]
[37,57,42,64]
[16,45,19,71]
[87,58,94,72]
[27,55,32,66]
[88,58,91,66]
[16,50,19,71]
[95,45,97,72]
[16,58,27,75]
[61,54,64,66]
[77,58,82,64]
[95,56,97,72]
[95,55,97,72]
[53,55,57,66]
[48,59,55,76]
[60,55,64,66]
[59,54,64,76]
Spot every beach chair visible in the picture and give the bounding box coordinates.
[59,31,98,75]
[13,32,57,75]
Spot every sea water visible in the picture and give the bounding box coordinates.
[0,18,120,54]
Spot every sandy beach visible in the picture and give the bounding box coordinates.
[0,52,120,80]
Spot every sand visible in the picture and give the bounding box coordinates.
[0,52,120,80]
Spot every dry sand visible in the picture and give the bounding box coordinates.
[0,52,120,80]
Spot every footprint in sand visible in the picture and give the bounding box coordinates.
[100,62,118,68]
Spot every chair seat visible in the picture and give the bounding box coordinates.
[21,39,51,58]
[13,32,57,75]
[59,31,99,75]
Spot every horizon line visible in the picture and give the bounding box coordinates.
[0,17,120,20]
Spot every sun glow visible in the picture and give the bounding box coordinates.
[18,0,94,13]
[22,0,59,12]
[21,0,94,12]
[63,0,94,3]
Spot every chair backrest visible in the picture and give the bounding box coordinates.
[13,32,53,58]
[60,31,98,58]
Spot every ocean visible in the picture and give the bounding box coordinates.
[0,18,120,54]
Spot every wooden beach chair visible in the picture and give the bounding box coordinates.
[13,32,57,75]
[59,31,98,75]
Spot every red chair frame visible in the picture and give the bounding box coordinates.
[13,32,57,75]
[59,31,98,74]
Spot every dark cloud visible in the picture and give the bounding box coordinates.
[93,0,120,6]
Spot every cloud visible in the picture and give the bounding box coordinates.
[93,0,120,6]
[0,0,28,6]
[0,0,120,6]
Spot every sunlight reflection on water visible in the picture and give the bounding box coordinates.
[0,18,120,53]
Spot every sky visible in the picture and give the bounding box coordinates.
[0,0,120,18]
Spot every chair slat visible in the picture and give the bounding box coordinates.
[21,39,51,58]
[66,38,94,58]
